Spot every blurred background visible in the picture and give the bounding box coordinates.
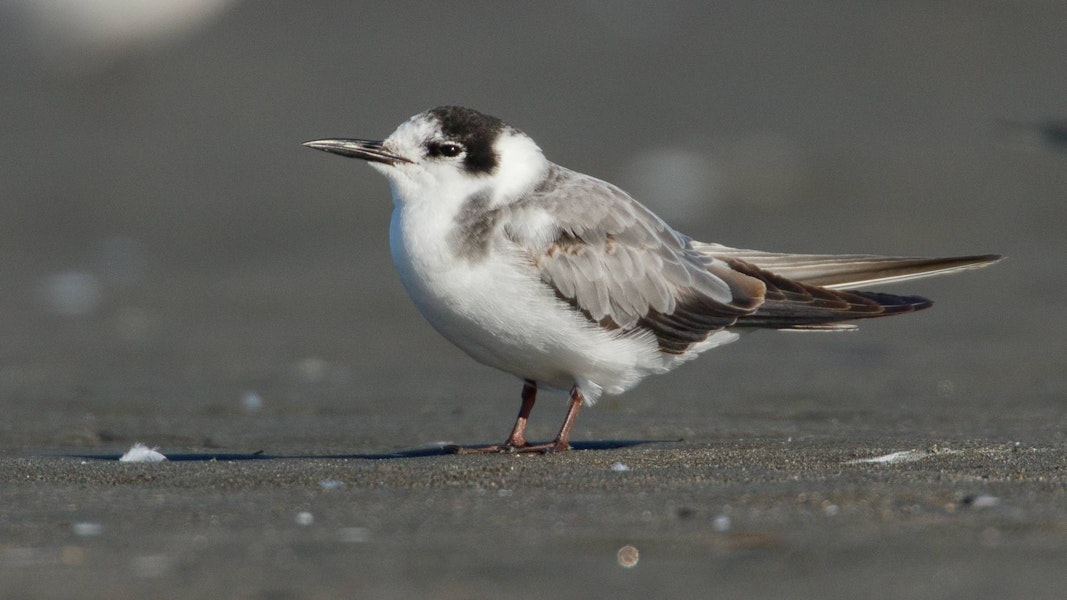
[0,1,1064,451]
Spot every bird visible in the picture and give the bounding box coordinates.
[304,106,1000,454]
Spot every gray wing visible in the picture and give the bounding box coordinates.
[502,166,765,354]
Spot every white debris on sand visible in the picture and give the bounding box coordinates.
[72,521,104,537]
[119,443,167,463]
[241,391,263,411]
[848,445,1022,466]
[712,514,732,532]
[610,462,631,472]
[851,450,928,464]
[846,449,950,465]
[965,494,1001,509]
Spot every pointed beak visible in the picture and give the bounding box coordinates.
[302,138,413,166]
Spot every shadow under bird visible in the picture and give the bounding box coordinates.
[305,106,1000,454]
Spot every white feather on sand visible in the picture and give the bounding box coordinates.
[119,443,167,463]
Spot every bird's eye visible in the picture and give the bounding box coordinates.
[431,141,464,158]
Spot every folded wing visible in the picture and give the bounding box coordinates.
[504,167,1001,351]
[504,167,764,354]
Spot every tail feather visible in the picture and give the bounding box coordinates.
[696,242,1001,289]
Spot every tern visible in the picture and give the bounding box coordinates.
[305,106,999,453]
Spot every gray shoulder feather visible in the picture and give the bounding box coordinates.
[502,165,765,353]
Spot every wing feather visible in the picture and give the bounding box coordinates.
[499,166,999,352]
[503,166,762,350]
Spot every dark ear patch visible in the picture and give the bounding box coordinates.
[428,106,506,175]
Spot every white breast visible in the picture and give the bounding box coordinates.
[388,200,692,403]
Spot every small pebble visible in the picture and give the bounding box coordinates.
[617,545,639,568]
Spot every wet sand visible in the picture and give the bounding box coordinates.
[2,437,1065,598]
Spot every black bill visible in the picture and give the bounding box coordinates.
[302,138,412,165]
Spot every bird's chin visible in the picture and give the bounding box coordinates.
[366,161,394,176]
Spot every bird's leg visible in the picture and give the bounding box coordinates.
[450,382,584,454]
[548,386,584,452]
[502,379,538,448]
[451,380,538,454]
[504,386,583,454]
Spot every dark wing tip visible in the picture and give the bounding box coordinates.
[726,259,936,329]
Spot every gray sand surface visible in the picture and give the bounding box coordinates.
[1,3,1065,598]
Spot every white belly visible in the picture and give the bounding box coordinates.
[387,204,739,402]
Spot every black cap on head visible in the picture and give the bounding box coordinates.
[428,106,507,175]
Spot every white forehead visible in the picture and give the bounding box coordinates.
[384,112,441,152]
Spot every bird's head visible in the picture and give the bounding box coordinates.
[305,106,548,208]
